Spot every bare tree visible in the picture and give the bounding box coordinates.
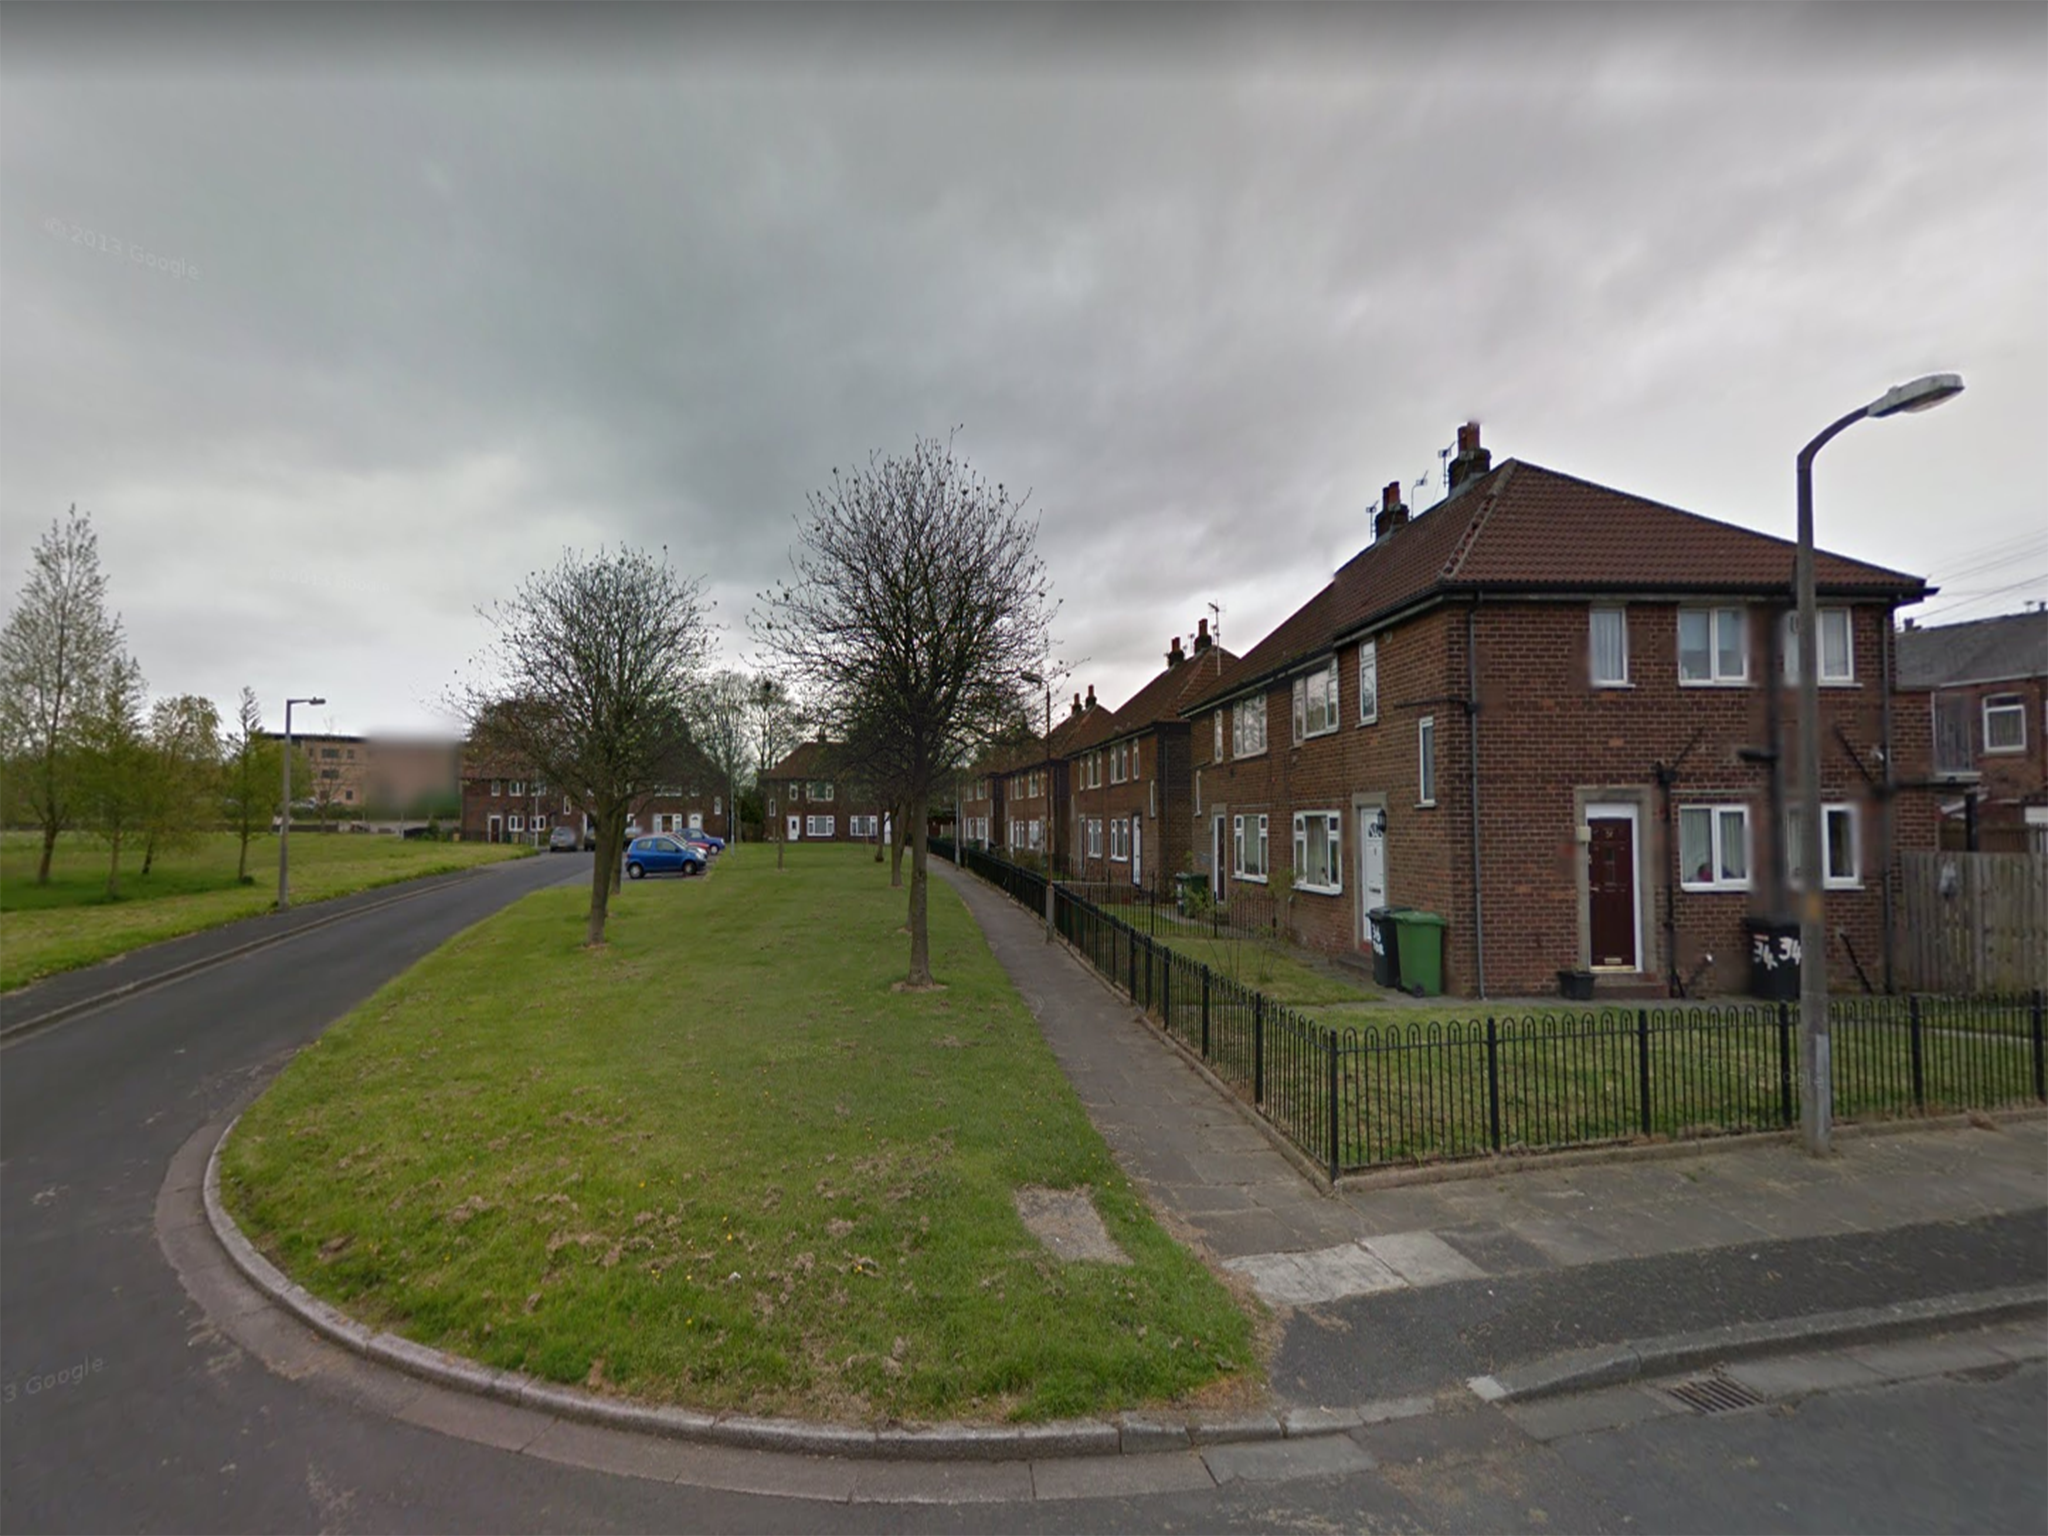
[755,436,1056,987]
[460,548,711,947]
[138,694,221,876]
[692,669,752,843]
[74,654,149,898]
[0,508,125,884]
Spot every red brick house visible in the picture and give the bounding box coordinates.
[1178,424,1936,999]
[1898,609,2048,853]
[1064,623,1237,891]
[459,743,732,846]
[759,741,886,845]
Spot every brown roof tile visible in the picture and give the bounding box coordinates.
[1182,458,1927,714]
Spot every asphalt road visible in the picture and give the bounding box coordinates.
[3,852,2043,1534]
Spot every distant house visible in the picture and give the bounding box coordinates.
[1176,423,1937,999]
[1898,609,2048,853]
[1063,622,1236,892]
[267,731,461,819]
[459,737,731,847]
[759,741,886,845]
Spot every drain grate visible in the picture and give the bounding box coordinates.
[1662,1373,1766,1415]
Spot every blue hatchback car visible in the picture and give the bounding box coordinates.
[623,835,706,879]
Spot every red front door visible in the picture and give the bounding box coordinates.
[1588,816,1638,969]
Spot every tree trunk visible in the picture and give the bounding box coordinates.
[236,828,251,882]
[586,811,617,946]
[142,832,157,877]
[106,824,122,899]
[890,804,907,888]
[37,820,57,885]
[907,791,931,986]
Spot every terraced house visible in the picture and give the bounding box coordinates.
[1179,424,1937,1000]
[1064,622,1236,891]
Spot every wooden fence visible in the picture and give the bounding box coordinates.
[1899,851,2048,993]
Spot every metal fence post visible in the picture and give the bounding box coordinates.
[1485,1016,1501,1153]
[1162,952,1172,1035]
[1201,967,1211,1058]
[1909,994,1925,1110]
[1254,993,1265,1105]
[1328,1030,1341,1183]
[1636,1009,1653,1138]
[2033,989,2045,1104]
[1777,1002,1795,1127]
[1128,926,1137,999]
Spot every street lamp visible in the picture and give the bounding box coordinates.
[278,695,327,910]
[1021,669,1055,942]
[1794,372,1961,1155]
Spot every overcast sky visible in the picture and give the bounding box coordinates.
[3,3,2042,740]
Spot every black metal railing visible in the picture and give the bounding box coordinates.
[945,844,2048,1177]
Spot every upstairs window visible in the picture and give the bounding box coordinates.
[809,781,835,802]
[1232,695,1268,757]
[1292,658,1340,741]
[1679,608,1749,684]
[1357,640,1379,724]
[1590,608,1630,686]
[1213,709,1225,762]
[1417,716,1436,806]
[1781,609,1854,684]
[1984,694,2026,753]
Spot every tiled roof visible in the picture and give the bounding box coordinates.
[1897,610,2048,689]
[1181,459,1929,713]
[766,740,842,779]
[1089,645,1240,747]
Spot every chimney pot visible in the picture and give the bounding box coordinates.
[1193,618,1213,653]
[1447,421,1492,493]
[1167,635,1186,667]
[1085,684,1096,708]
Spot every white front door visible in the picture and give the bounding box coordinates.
[1131,818,1142,885]
[1358,809,1387,949]
[786,815,801,841]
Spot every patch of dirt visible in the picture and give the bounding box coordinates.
[1011,1186,1131,1265]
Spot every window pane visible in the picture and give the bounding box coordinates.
[1680,808,1711,882]
[1826,807,1855,881]
[1419,718,1436,801]
[1821,610,1851,679]
[1591,609,1626,683]
[1716,609,1746,680]
[1359,642,1378,721]
[1985,697,2025,751]
[1678,611,1711,680]
[1717,808,1748,882]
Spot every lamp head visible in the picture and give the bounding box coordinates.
[309,696,327,706]
[1019,670,1044,687]
[1866,372,1964,419]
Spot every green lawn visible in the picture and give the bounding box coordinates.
[221,845,1260,1425]
[0,830,531,991]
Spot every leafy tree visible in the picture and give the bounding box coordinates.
[0,507,125,883]
[460,547,712,947]
[74,654,149,897]
[755,436,1056,986]
[220,689,305,882]
[692,669,753,843]
[138,694,222,876]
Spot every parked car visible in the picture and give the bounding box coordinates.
[679,831,719,857]
[689,830,727,852]
[623,835,706,879]
[547,826,580,853]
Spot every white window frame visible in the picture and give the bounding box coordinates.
[508,814,524,833]
[1679,804,1752,892]
[1357,640,1378,725]
[509,780,525,796]
[1983,693,2026,754]
[1232,694,1268,758]
[1109,817,1129,863]
[1678,607,1749,685]
[1231,812,1269,882]
[490,780,503,797]
[1417,716,1436,807]
[1788,802,1861,890]
[1292,811,1342,894]
[1782,608,1855,685]
[1213,709,1225,761]
[1086,818,1103,858]
[1292,657,1340,742]
[849,814,878,837]
[809,781,835,802]
[1589,607,1630,687]
[1027,819,1043,851]
[806,814,835,838]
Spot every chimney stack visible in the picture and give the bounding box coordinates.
[1446,421,1492,493]
[1166,635,1186,667]
[1070,692,1082,717]
[1085,684,1096,710]
[1193,617,1213,654]
[1372,481,1411,542]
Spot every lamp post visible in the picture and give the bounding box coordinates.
[278,695,327,910]
[1021,669,1055,942]
[1793,372,1961,1155]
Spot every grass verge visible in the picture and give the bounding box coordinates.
[1,831,531,991]
[221,845,1260,1425]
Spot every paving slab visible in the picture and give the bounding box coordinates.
[1361,1230,1488,1286]
[1029,1453,1216,1501]
[1503,1384,1679,1442]
[1719,1351,1888,1399]
[1201,1434,1377,1484]
[1847,1332,2022,1384]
